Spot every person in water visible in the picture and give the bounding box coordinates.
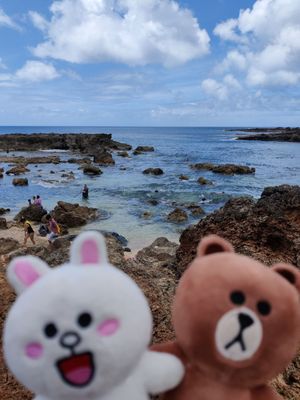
[82,184,89,199]
[20,217,36,246]
[45,214,60,245]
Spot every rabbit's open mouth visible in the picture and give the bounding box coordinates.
[56,351,95,387]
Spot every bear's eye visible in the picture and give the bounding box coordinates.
[230,291,245,305]
[44,323,58,338]
[257,301,271,316]
[77,312,93,328]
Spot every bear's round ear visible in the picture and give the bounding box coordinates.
[272,263,300,292]
[197,235,234,257]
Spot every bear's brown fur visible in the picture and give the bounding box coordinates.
[153,235,300,400]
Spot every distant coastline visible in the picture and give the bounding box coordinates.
[228,127,300,142]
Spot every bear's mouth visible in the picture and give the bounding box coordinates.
[56,351,95,387]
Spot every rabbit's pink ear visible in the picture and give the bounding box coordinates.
[7,256,49,295]
[197,235,234,257]
[70,231,108,266]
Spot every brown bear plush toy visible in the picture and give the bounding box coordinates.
[153,235,300,400]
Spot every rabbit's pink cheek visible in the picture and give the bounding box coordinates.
[25,343,44,359]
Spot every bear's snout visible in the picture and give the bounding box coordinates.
[215,307,263,362]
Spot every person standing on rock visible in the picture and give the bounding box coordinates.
[34,195,42,207]
[45,214,60,246]
[20,217,36,246]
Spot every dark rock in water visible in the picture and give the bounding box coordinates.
[0,167,4,173]
[191,162,255,175]
[0,237,20,254]
[83,164,102,175]
[52,201,98,228]
[50,170,55,174]
[191,206,205,216]
[179,175,189,180]
[6,165,30,175]
[0,172,3,178]
[143,168,164,176]
[93,149,115,165]
[68,157,92,164]
[134,146,155,152]
[0,133,131,153]
[148,199,159,206]
[0,156,60,164]
[14,205,47,222]
[141,211,152,219]
[0,217,7,229]
[176,185,300,276]
[197,176,213,185]
[167,208,188,223]
[117,151,129,157]
[12,178,28,186]
[0,208,10,215]
[119,167,127,171]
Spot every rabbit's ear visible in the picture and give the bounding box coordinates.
[70,231,108,266]
[7,256,50,295]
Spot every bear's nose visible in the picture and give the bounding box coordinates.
[238,313,254,330]
[60,331,81,350]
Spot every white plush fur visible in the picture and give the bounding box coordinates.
[4,231,184,400]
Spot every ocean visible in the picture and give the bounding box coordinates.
[0,126,299,250]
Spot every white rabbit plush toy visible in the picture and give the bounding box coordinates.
[4,231,184,400]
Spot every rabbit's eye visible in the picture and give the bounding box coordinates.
[77,312,93,328]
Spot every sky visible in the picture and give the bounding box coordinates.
[0,0,299,126]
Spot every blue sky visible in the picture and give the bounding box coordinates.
[0,0,299,126]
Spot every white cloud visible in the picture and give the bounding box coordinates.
[0,8,20,30]
[29,0,210,67]
[213,0,300,87]
[15,61,60,82]
[201,79,228,101]
[0,57,7,69]
[216,50,247,73]
[0,61,60,84]
[213,19,247,44]
[201,74,241,101]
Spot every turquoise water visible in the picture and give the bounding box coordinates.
[0,127,299,249]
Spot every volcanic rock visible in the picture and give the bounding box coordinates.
[0,208,10,216]
[135,146,154,152]
[52,201,98,227]
[198,176,213,185]
[176,185,300,276]
[167,208,188,223]
[83,164,102,175]
[143,168,164,176]
[93,150,115,165]
[14,205,47,222]
[0,218,7,229]
[0,237,20,255]
[179,175,189,180]
[117,151,129,157]
[191,162,255,175]
[12,178,28,186]
[0,133,131,153]
[6,165,30,175]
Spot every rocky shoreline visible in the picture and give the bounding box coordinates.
[0,184,299,399]
[231,127,300,142]
[0,133,132,153]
